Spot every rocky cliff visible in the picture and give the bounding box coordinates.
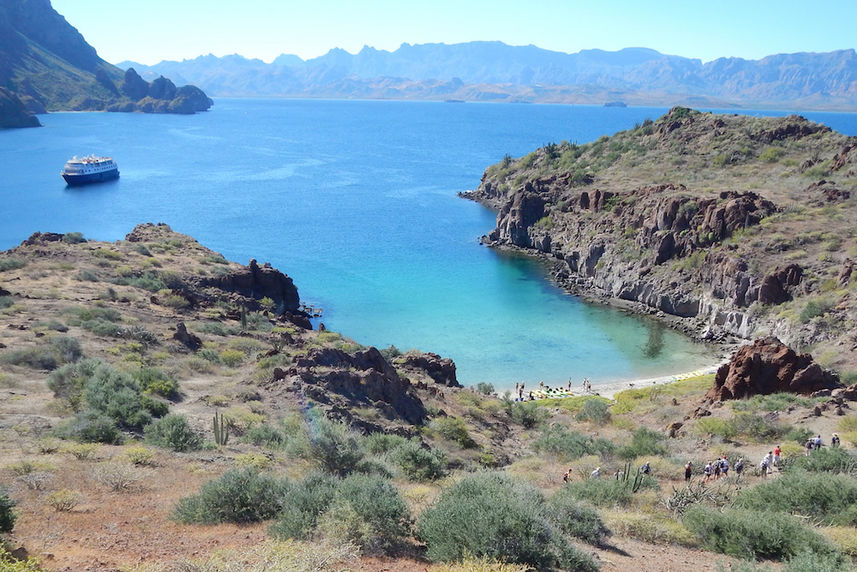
[0,87,40,128]
[465,108,857,374]
[0,0,211,117]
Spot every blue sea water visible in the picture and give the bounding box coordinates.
[1,100,855,389]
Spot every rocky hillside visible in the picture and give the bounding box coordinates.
[464,108,857,376]
[0,0,211,121]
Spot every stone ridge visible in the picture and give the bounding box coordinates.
[465,108,857,374]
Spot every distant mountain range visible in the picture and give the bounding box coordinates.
[119,42,857,110]
[0,0,211,128]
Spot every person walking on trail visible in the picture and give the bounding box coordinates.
[833,433,841,448]
[640,461,651,475]
[763,451,773,472]
[685,461,693,482]
[805,438,814,456]
[562,469,570,483]
[704,461,712,482]
[760,457,769,478]
[721,456,729,477]
[773,445,781,467]
[591,466,601,479]
[735,457,744,476]
[814,434,823,450]
[713,459,721,480]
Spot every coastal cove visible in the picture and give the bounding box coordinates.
[2,99,856,389]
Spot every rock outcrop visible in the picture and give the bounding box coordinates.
[290,346,428,425]
[0,87,40,128]
[400,352,461,387]
[706,337,840,401]
[196,259,300,315]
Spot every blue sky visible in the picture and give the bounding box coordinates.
[52,0,857,65]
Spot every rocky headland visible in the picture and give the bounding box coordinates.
[464,108,857,378]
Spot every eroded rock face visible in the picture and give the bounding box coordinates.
[293,346,428,424]
[400,352,460,387]
[197,259,300,314]
[706,336,839,401]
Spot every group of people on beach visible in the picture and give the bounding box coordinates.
[514,378,592,402]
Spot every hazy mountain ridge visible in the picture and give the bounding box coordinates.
[121,42,857,110]
[0,0,212,127]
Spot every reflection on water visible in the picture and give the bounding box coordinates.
[641,322,666,359]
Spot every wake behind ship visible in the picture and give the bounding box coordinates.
[61,155,119,186]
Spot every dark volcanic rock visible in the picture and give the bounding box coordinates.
[294,346,427,424]
[197,259,300,314]
[173,322,202,351]
[757,264,803,305]
[707,336,840,401]
[400,352,460,387]
[120,68,150,100]
[148,76,177,100]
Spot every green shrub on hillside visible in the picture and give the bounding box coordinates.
[144,413,202,452]
[132,367,180,400]
[734,471,857,525]
[547,491,611,545]
[269,472,338,540]
[0,336,83,370]
[83,365,152,429]
[417,472,599,571]
[575,398,611,425]
[173,467,288,524]
[53,409,122,444]
[388,438,447,481]
[782,447,857,474]
[506,400,547,428]
[562,473,658,507]
[431,416,477,448]
[618,428,666,460]
[533,425,614,460]
[363,432,409,455]
[307,416,365,475]
[0,490,16,534]
[683,505,841,561]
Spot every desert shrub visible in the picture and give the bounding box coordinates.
[562,474,658,508]
[192,321,238,336]
[533,425,614,460]
[318,473,411,554]
[242,423,287,449]
[547,490,610,545]
[269,472,338,539]
[734,471,857,525]
[235,453,272,470]
[173,467,287,524]
[363,432,408,455]
[683,505,840,561]
[0,295,14,308]
[144,413,203,452]
[417,471,598,571]
[219,349,246,367]
[45,489,81,512]
[427,556,529,572]
[133,367,180,400]
[94,462,146,492]
[53,409,122,443]
[476,382,495,395]
[759,146,785,162]
[618,427,666,459]
[47,358,103,410]
[122,446,156,466]
[61,231,85,244]
[62,305,121,324]
[74,269,99,282]
[782,447,857,474]
[731,392,820,412]
[0,545,44,571]
[800,297,834,323]
[576,398,611,425]
[604,511,698,547]
[784,548,848,572]
[34,319,68,332]
[430,417,476,448]
[388,439,447,481]
[0,258,26,272]
[83,365,152,429]
[62,442,100,460]
[506,401,547,428]
[0,336,82,371]
[307,416,365,476]
[0,490,16,534]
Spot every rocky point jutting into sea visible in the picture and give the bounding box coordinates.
[463,107,857,376]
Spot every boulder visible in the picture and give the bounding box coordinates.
[172,322,202,351]
[706,336,840,401]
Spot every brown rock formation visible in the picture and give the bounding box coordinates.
[400,352,460,387]
[706,337,840,401]
[292,347,428,424]
[172,322,202,351]
[196,258,300,315]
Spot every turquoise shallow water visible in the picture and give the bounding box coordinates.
[1,100,855,388]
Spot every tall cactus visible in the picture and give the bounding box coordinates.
[213,411,229,446]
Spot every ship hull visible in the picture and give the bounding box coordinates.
[62,169,119,186]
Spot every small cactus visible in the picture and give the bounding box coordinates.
[213,411,230,446]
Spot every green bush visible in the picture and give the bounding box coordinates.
[53,409,122,444]
[506,401,547,428]
[431,416,476,448]
[133,367,180,399]
[307,416,364,475]
[547,490,610,545]
[575,398,611,425]
[242,423,286,449]
[269,472,338,540]
[219,349,245,367]
[683,505,840,561]
[62,231,86,244]
[417,472,598,571]
[173,467,288,524]
[0,490,16,534]
[476,382,495,395]
[0,258,26,272]
[735,471,857,525]
[0,336,82,370]
[62,305,121,324]
[0,295,14,309]
[389,439,447,481]
[532,425,614,460]
[562,474,658,507]
[47,358,103,411]
[144,413,202,452]
[83,365,152,429]
[782,447,857,474]
[618,427,666,459]
[800,298,834,323]
[364,432,409,455]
